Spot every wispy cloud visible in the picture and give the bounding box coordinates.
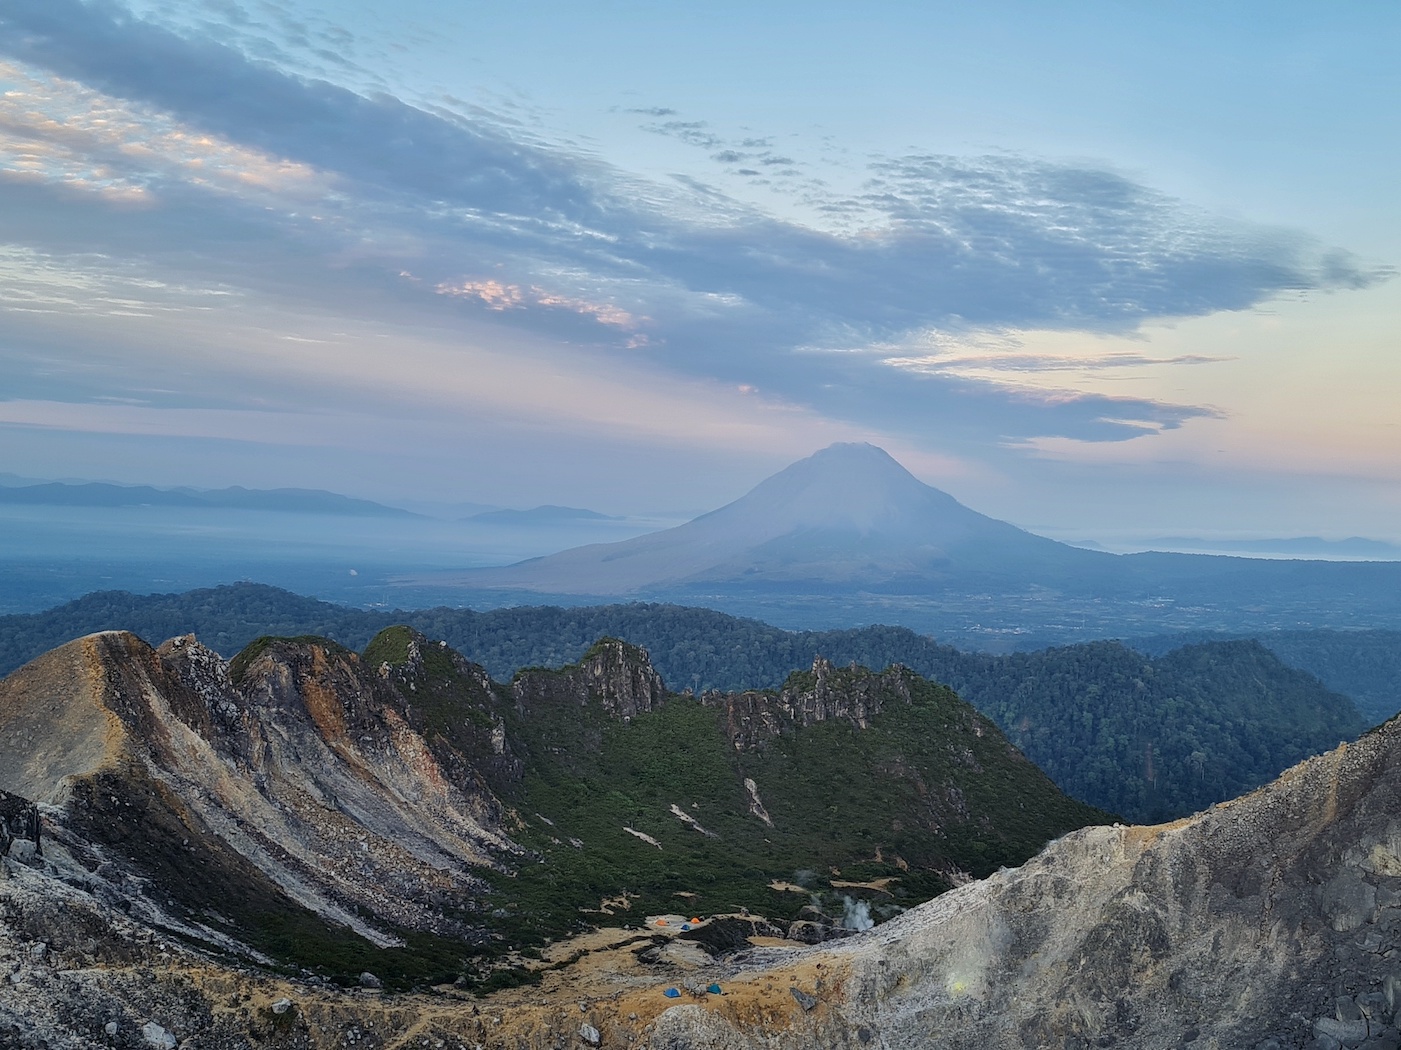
[435,278,645,330]
[0,397,345,444]
[0,0,1389,455]
[0,58,334,206]
[875,327,1228,379]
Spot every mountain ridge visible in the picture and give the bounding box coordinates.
[0,633,1394,1046]
[466,505,616,525]
[0,481,420,517]
[0,623,1106,985]
[0,582,1370,821]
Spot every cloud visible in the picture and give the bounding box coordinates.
[0,397,345,445]
[643,119,725,150]
[435,278,645,330]
[0,0,1390,455]
[891,351,1226,374]
[434,278,525,311]
[874,328,1229,379]
[0,58,333,207]
[0,242,241,320]
[0,0,605,222]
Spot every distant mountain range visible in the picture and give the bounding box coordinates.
[465,504,617,525]
[7,450,1401,642]
[1147,535,1401,558]
[0,581,1373,820]
[0,481,420,517]
[0,480,636,529]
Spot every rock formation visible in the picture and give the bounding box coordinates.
[512,637,667,721]
[718,656,923,750]
[638,715,1401,1049]
[0,629,518,958]
[1,626,1392,1047]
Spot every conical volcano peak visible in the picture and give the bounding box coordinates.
[727,442,962,533]
[457,443,1096,595]
[809,441,899,461]
[786,442,917,480]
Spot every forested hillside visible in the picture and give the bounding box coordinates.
[949,639,1362,821]
[1133,629,1401,724]
[0,583,1368,821]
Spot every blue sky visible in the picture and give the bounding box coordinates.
[0,0,1397,543]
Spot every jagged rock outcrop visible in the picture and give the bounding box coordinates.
[512,637,666,720]
[716,657,932,750]
[0,789,39,865]
[584,638,668,720]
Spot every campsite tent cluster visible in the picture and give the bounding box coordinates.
[653,915,704,932]
[663,984,724,998]
[649,915,722,998]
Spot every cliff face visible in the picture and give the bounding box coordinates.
[0,707,1397,1048]
[511,636,666,721]
[717,656,920,750]
[0,629,520,956]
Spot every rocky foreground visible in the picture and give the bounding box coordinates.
[0,629,1398,1047]
[2,751,1399,1050]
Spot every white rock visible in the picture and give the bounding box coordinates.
[142,1021,178,1049]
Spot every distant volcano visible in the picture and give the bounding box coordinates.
[457,443,1107,596]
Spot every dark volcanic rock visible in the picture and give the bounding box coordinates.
[512,637,666,721]
[716,656,917,750]
[0,790,40,861]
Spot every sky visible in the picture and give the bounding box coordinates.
[0,0,1397,544]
